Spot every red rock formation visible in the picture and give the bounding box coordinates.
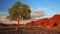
[49,14,60,27]
[25,14,60,28]
[33,18,50,27]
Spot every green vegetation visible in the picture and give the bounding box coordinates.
[29,27,35,30]
[25,27,35,30]
[8,2,31,20]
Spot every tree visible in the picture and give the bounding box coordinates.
[8,2,31,20]
[8,2,31,31]
[21,4,31,20]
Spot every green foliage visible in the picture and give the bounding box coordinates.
[8,2,31,20]
[29,27,35,30]
[25,27,35,30]
[12,23,16,26]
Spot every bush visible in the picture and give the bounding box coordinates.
[28,27,35,30]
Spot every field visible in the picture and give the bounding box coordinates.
[0,26,60,34]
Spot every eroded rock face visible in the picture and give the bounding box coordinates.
[49,14,60,27]
[25,14,60,28]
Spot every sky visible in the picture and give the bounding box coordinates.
[0,0,60,19]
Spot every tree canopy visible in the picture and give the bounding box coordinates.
[8,2,31,20]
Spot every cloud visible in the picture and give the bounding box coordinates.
[31,7,49,11]
[0,12,5,14]
[0,11,8,17]
[31,11,44,18]
[36,8,49,11]
[42,8,49,10]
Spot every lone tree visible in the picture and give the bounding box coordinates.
[8,2,31,31]
[8,2,31,20]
